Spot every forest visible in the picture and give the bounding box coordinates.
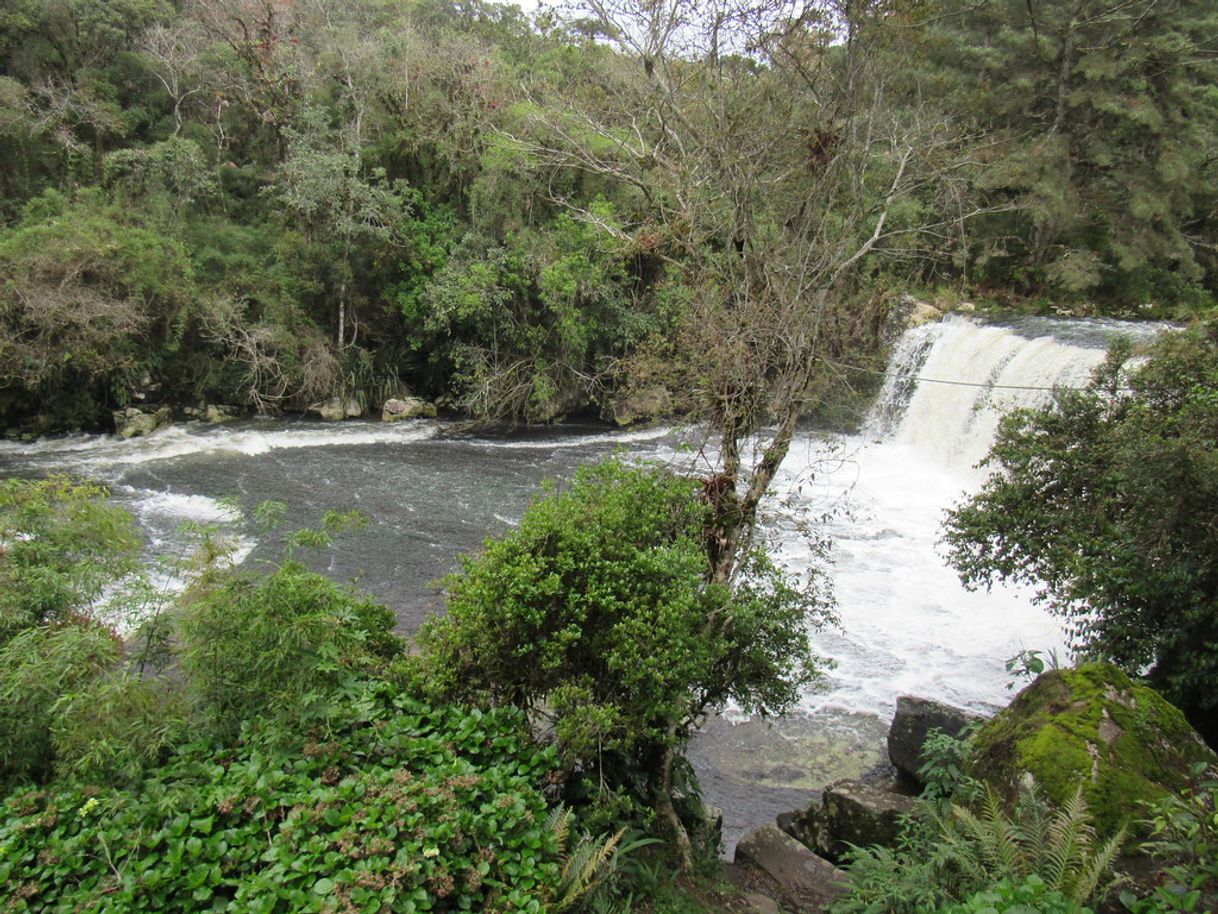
[1,0,1215,433]
[2,1,1218,913]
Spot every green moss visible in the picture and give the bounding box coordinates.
[969,664,1217,838]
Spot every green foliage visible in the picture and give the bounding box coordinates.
[0,685,565,913]
[1122,772,1218,914]
[943,325,1218,734]
[0,476,140,642]
[410,457,827,817]
[918,725,980,803]
[831,784,1121,914]
[0,624,120,788]
[938,875,1093,914]
[179,560,404,740]
[50,670,186,788]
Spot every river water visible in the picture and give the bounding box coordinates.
[0,315,1158,853]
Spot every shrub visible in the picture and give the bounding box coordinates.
[0,476,140,643]
[178,560,404,740]
[0,686,564,913]
[938,875,1093,914]
[831,784,1122,914]
[1123,772,1218,913]
[0,624,120,788]
[409,458,828,841]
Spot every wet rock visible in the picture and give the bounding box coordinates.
[382,396,437,421]
[307,396,364,421]
[734,825,846,912]
[888,695,984,783]
[969,663,1218,836]
[611,385,673,426]
[114,406,171,439]
[204,404,239,424]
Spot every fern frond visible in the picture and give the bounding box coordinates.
[1072,827,1125,904]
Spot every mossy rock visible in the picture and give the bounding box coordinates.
[968,663,1217,838]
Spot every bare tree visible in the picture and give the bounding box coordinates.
[139,21,210,136]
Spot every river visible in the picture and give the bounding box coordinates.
[0,314,1158,853]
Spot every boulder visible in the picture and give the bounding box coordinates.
[382,396,437,421]
[735,825,847,912]
[308,397,348,421]
[903,295,944,328]
[968,663,1218,836]
[611,385,673,426]
[305,397,363,420]
[204,404,239,424]
[786,780,918,861]
[114,406,171,439]
[888,695,985,783]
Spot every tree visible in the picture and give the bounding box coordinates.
[912,0,1218,307]
[410,458,831,865]
[942,324,1218,743]
[519,0,980,587]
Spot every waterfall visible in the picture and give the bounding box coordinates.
[867,315,1148,476]
[775,314,1163,716]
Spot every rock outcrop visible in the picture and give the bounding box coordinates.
[113,406,171,439]
[382,396,437,421]
[888,695,985,784]
[968,663,1218,836]
[783,779,918,861]
[611,385,673,426]
[735,825,847,912]
[309,397,363,421]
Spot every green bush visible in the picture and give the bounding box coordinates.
[0,476,140,643]
[1123,773,1218,914]
[938,875,1093,914]
[410,458,827,831]
[0,624,120,788]
[179,560,404,740]
[0,686,564,913]
[831,785,1121,914]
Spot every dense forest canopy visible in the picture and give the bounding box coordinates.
[0,0,1215,435]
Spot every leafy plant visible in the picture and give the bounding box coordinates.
[409,457,829,862]
[178,559,403,740]
[0,476,140,643]
[0,685,566,913]
[918,724,980,803]
[1122,770,1218,914]
[938,875,1094,914]
[832,783,1123,914]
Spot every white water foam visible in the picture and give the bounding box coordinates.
[0,419,440,468]
[764,315,1154,717]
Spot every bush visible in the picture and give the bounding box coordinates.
[938,875,1093,914]
[831,784,1121,914]
[179,560,404,740]
[0,624,120,788]
[410,458,828,837]
[1123,772,1218,913]
[0,686,564,913]
[0,476,140,643]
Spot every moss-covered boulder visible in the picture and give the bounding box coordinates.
[968,663,1217,837]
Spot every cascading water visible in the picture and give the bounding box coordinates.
[0,313,1162,850]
